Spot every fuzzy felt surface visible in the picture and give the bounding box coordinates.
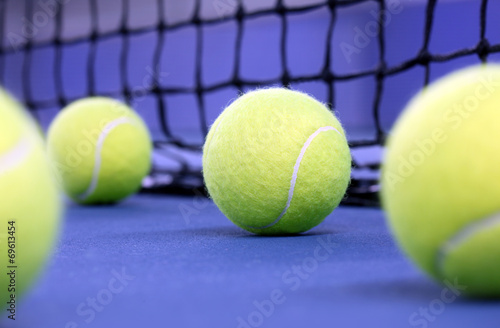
[203,88,351,235]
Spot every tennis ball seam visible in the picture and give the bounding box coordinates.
[239,126,342,230]
[436,213,500,274]
[0,136,32,176]
[77,116,138,202]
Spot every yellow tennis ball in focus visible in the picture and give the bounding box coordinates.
[203,88,351,235]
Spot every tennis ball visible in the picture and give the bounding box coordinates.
[382,64,500,298]
[0,89,62,310]
[47,97,152,205]
[203,88,351,235]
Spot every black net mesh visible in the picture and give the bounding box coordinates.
[0,0,498,207]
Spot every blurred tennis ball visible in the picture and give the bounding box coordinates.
[382,64,500,298]
[203,88,351,235]
[0,88,62,311]
[47,97,152,205]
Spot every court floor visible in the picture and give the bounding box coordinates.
[3,194,499,328]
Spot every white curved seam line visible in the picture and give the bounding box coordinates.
[436,213,500,273]
[77,117,136,201]
[243,126,342,230]
[0,136,32,176]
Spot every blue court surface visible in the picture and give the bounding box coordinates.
[2,1,500,327]
[3,194,499,328]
